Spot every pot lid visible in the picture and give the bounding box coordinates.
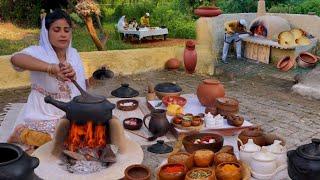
[240,127,264,137]
[241,139,261,152]
[267,140,286,154]
[71,79,107,103]
[154,82,182,93]
[111,84,139,98]
[297,138,320,160]
[147,140,173,154]
[252,147,276,162]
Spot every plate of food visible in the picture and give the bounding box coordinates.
[171,114,204,131]
[116,99,139,111]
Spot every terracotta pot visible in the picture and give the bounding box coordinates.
[197,79,225,107]
[168,152,194,170]
[280,57,295,72]
[194,6,223,17]
[193,149,214,167]
[277,56,295,72]
[296,52,319,68]
[185,168,216,180]
[238,127,266,148]
[124,164,151,180]
[182,133,224,153]
[158,163,187,180]
[166,58,180,70]
[184,41,197,74]
[215,162,242,180]
[226,114,244,127]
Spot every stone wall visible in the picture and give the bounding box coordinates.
[0,46,184,90]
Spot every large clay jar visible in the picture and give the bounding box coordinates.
[197,79,225,107]
[184,41,197,74]
[0,143,39,180]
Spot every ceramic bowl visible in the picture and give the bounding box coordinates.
[215,162,242,180]
[182,133,223,153]
[124,164,151,180]
[226,114,244,127]
[158,163,187,180]
[185,168,216,180]
[154,82,182,99]
[168,152,194,170]
[162,96,187,107]
[123,118,143,130]
[117,99,139,111]
[214,152,238,166]
[193,149,215,167]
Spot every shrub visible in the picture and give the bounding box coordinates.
[268,0,320,16]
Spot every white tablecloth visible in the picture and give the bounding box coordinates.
[121,27,168,40]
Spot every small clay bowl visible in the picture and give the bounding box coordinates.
[215,162,242,180]
[124,164,151,180]
[182,120,192,127]
[123,118,143,130]
[185,168,216,180]
[168,152,194,170]
[172,116,183,124]
[191,116,202,126]
[162,96,187,107]
[117,99,139,111]
[158,163,187,180]
[218,145,234,155]
[214,152,238,166]
[226,114,244,127]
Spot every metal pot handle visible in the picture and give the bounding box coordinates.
[143,114,151,130]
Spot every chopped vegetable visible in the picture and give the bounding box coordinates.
[189,169,211,178]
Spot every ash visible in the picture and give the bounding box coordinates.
[63,160,108,174]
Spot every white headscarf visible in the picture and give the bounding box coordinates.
[14,17,86,98]
[117,15,126,31]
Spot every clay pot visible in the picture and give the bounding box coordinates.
[193,149,215,167]
[226,114,244,127]
[214,152,238,166]
[197,79,225,107]
[168,152,194,170]
[238,127,266,148]
[205,106,218,116]
[296,52,319,68]
[166,58,180,70]
[185,168,216,180]
[215,162,242,180]
[158,163,187,180]
[215,97,239,116]
[218,145,234,155]
[277,56,295,72]
[184,41,197,74]
[194,6,223,17]
[124,164,151,180]
[0,143,39,180]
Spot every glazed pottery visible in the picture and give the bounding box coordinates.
[239,139,261,165]
[296,52,319,68]
[287,138,320,180]
[143,109,170,141]
[182,133,223,153]
[124,164,151,180]
[184,40,197,74]
[197,79,225,107]
[251,147,277,175]
[166,58,180,70]
[215,162,242,180]
[0,143,39,180]
[194,6,222,17]
[185,168,216,180]
[265,140,287,166]
[238,127,266,148]
[45,79,115,125]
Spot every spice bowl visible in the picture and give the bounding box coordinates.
[158,163,187,180]
[182,133,224,153]
[123,117,143,130]
[185,168,216,180]
[124,164,151,180]
[117,99,139,111]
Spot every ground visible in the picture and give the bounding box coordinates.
[1,59,320,151]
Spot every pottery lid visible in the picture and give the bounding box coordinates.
[252,147,276,162]
[241,139,261,152]
[154,82,182,93]
[147,140,173,154]
[297,138,320,160]
[267,140,286,154]
[240,127,264,137]
[111,83,139,98]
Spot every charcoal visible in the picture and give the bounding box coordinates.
[63,150,86,161]
[99,145,116,163]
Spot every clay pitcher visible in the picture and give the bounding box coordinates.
[197,79,225,107]
[143,109,170,141]
[184,40,197,74]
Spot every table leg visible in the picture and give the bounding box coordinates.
[164,34,167,40]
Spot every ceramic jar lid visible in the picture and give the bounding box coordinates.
[147,140,173,154]
[111,83,139,98]
[267,140,286,154]
[252,147,276,162]
[241,139,261,152]
[154,82,182,93]
[297,138,320,160]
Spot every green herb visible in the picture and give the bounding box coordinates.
[189,170,211,178]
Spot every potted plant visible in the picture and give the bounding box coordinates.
[194,0,222,17]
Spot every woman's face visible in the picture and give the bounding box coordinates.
[48,19,72,50]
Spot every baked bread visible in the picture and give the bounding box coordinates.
[290,28,304,40]
[278,31,295,46]
[296,36,311,46]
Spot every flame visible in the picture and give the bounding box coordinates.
[254,24,266,36]
[66,121,106,152]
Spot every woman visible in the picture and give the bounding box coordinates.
[117,15,128,31]
[8,9,87,147]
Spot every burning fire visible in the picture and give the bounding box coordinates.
[66,121,106,152]
[254,25,267,37]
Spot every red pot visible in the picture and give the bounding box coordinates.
[277,56,295,72]
[197,79,225,107]
[184,41,197,74]
[296,52,319,68]
[165,58,180,70]
[194,6,223,17]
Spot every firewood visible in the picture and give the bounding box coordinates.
[63,150,86,161]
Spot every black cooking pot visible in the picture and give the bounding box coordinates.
[0,143,39,180]
[287,138,320,180]
[44,79,115,125]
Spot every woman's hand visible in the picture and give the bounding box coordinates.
[59,62,76,81]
